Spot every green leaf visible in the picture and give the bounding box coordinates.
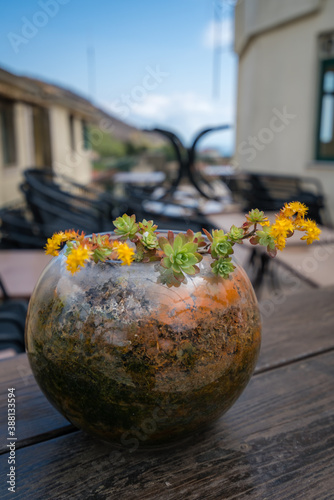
[158,236,169,252]
[194,252,203,263]
[257,226,275,248]
[172,262,181,274]
[182,254,198,267]
[161,257,172,269]
[184,265,196,275]
[182,242,198,254]
[173,234,184,253]
[155,265,184,288]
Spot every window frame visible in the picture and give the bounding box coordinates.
[69,113,76,151]
[82,119,90,150]
[0,98,17,167]
[316,40,334,162]
[32,105,52,168]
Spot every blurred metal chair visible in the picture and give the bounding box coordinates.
[22,167,217,236]
[227,172,331,226]
[0,206,46,249]
[0,277,27,354]
[21,168,134,237]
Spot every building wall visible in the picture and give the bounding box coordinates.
[0,102,34,205]
[235,0,322,54]
[0,103,92,207]
[49,106,92,185]
[234,0,334,220]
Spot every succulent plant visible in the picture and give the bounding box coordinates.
[45,202,321,286]
[113,214,139,240]
[246,208,269,224]
[138,219,158,234]
[211,257,235,279]
[141,231,159,250]
[210,229,234,259]
[228,225,244,242]
[158,231,203,282]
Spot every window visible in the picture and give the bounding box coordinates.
[0,98,16,166]
[69,114,75,151]
[32,106,52,167]
[316,33,334,161]
[82,120,90,150]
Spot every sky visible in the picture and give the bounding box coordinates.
[0,0,237,152]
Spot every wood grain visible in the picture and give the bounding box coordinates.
[257,285,334,371]
[0,354,73,454]
[1,350,333,499]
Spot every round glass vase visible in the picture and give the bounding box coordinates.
[25,241,261,447]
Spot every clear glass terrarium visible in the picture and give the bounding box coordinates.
[25,240,261,446]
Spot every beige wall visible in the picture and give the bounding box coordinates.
[50,106,92,184]
[234,0,334,221]
[0,103,92,207]
[0,102,34,205]
[235,0,323,54]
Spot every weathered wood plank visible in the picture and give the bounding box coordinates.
[257,285,334,371]
[1,351,334,500]
[0,354,73,453]
[1,286,334,454]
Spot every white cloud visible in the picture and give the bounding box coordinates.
[202,18,234,49]
[105,92,234,147]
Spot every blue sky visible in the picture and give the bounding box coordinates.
[0,0,237,152]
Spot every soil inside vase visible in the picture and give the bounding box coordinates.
[27,263,261,446]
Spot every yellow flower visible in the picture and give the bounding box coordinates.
[293,214,306,231]
[280,203,295,218]
[45,233,63,256]
[115,242,135,266]
[261,220,271,227]
[270,216,294,237]
[63,229,79,241]
[269,215,294,251]
[300,219,321,245]
[66,245,92,274]
[45,230,81,256]
[285,201,308,217]
[275,235,286,251]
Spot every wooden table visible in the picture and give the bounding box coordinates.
[0,285,334,499]
[0,251,52,299]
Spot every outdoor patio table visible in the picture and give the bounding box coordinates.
[0,284,333,499]
[0,251,52,300]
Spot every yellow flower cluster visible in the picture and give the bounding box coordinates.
[269,202,321,250]
[66,244,92,274]
[113,241,135,266]
[300,219,322,245]
[45,230,135,274]
[43,203,321,279]
[45,230,78,256]
[269,215,295,250]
